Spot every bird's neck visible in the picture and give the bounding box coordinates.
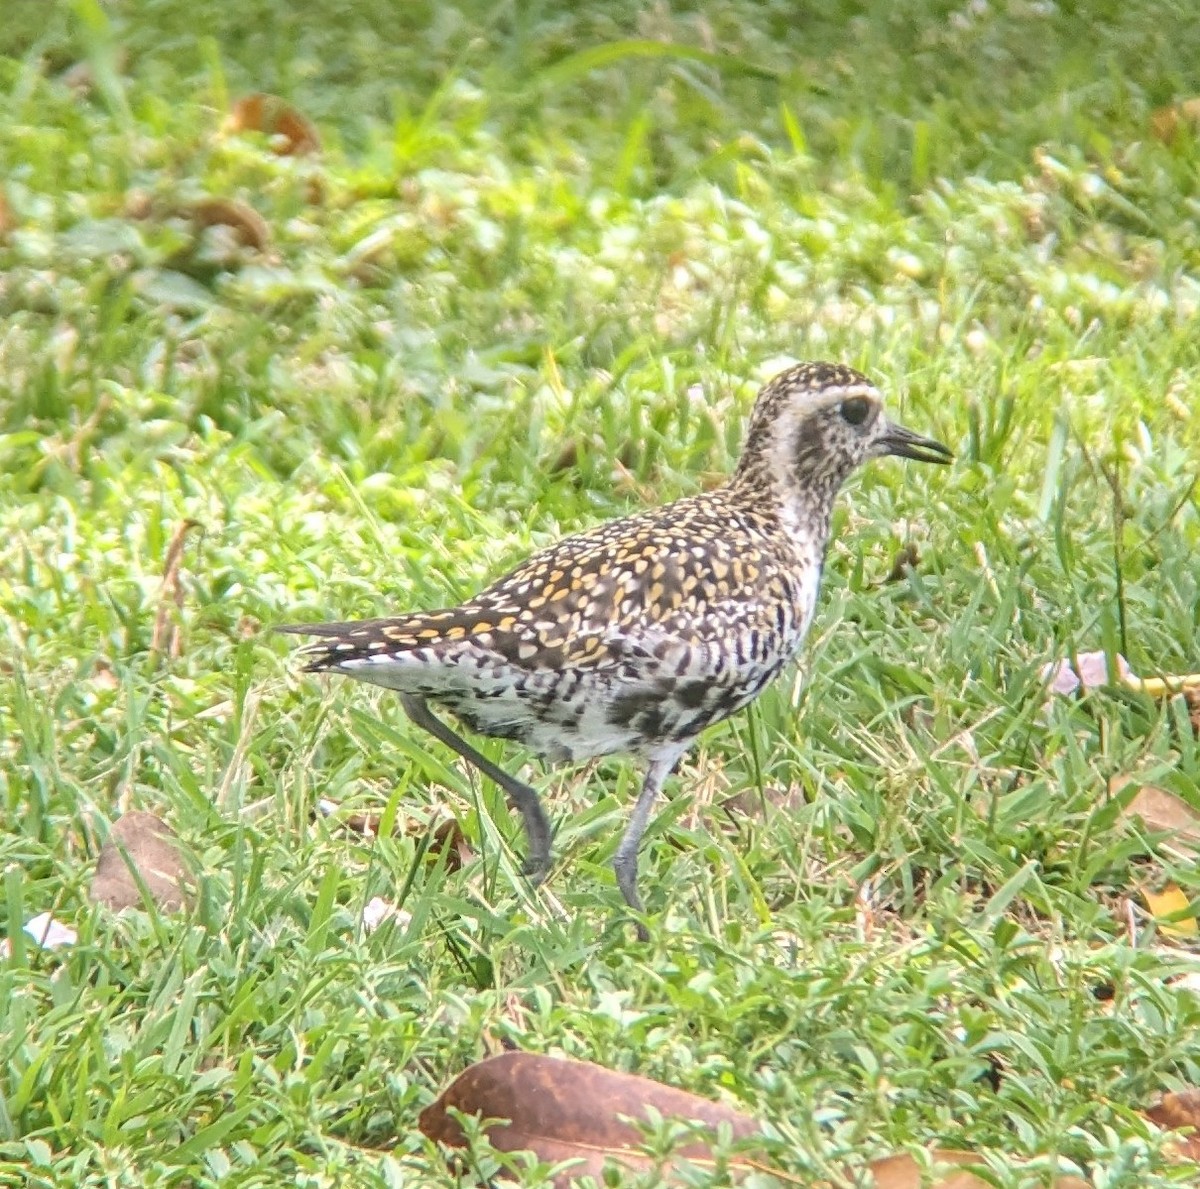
[727,456,838,560]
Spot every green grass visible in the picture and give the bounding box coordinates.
[3,0,1200,1184]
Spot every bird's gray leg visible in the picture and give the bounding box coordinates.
[400,694,552,882]
[613,747,684,934]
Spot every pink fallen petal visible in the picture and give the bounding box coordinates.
[1042,651,1134,696]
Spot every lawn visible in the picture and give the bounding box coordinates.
[3,0,1200,1185]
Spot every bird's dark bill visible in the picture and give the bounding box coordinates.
[879,421,953,464]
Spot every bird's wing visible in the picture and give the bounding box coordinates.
[279,493,794,680]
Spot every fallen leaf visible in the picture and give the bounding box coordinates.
[1145,1088,1200,1162]
[865,1151,989,1188]
[1111,776,1200,849]
[1170,968,1200,994]
[1151,97,1200,143]
[418,1051,768,1186]
[226,93,321,156]
[150,519,200,660]
[1142,884,1198,939]
[1124,675,1200,737]
[884,542,921,584]
[90,811,188,912]
[866,1151,1087,1188]
[124,188,154,220]
[189,197,270,251]
[1122,672,1200,699]
[317,801,474,871]
[91,658,121,691]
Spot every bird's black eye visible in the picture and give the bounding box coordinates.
[840,396,872,426]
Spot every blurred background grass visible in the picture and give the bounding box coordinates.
[2,1,1200,1185]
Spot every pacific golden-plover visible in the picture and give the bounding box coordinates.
[281,362,951,925]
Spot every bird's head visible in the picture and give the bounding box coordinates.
[734,362,952,502]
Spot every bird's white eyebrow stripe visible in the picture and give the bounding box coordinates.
[822,384,878,400]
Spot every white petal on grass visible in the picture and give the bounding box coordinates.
[0,912,78,957]
[362,896,411,935]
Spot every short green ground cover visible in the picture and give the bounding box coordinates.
[3,1,1200,1184]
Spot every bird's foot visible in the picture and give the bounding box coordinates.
[520,853,552,885]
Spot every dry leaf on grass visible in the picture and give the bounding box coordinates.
[316,801,474,870]
[91,658,121,691]
[189,198,270,251]
[884,542,922,584]
[90,811,188,912]
[1043,653,1200,734]
[150,519,200,660]
[1142,885,1198,940]
[225,93,321,156]
[1145,1088,1200,1162]
[1151,97,1200,143]
[1128,670,1200,737]
[866,1151,1087,1188]
[419,1054,1090,1188]
[419,1051,770,1186]
[1111,776,1200,849]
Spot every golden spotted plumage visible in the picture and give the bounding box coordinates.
[281,361,952,926]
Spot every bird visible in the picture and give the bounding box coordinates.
[280,361,951,927]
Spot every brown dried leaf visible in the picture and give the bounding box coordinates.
[866,1151,1087,1188]
[150,519,200,660]
[418,1051,768,1186]
[90,811,188,912]
[124,188,154,220]
[318,802,474,871]
[91,658,120,691]
[1145,1088,1200,1162]
[190,197,270,251]
[1111,775,1200,849]
[884,543,921,584]
[866,1151,988,1188]
[1151,97,1200,143]
[226,93,321,156]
